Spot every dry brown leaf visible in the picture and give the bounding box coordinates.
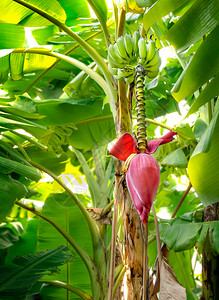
[159,260,187,300]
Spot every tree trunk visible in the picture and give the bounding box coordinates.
[115,159,144,299]
[201,203,219,300]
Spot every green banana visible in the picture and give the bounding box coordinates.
[124,33,133,58]
[146,40,156,62]
[116,36,130,60]
[145,63,159,73]
[108,44,126,65]
[146,68,159,78]
[118,66,135,78]
[133,31,140,54]
[138,37,147,62]
[146,49,160,67]
[107,52,124,68]
[125,73,135,84]
[108,64,118,75]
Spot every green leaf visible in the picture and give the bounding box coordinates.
[162,148,188,168]
[23,52,57,73]
[69,116,115,150]
[168,250,196,292]
[193,118,207,139]
[0,246,72,299]
[36,99,104,126]
[186,72,219,117]
[172,26,219,102]
[160,219,202,251]
[188,111,219,206]
[26,147,68,176]
[165,0,219,51]
[73,148,100,205]
[57,0,90,26]
[6,219,38,265]
[143,0,191,31]
[0,24,25,49]
[0,139,32,166]
[175,123,196,141]
[0,222,24,249]
[0,174,27,223]
[9,53,25,81]
[191,106,219,156]
[10,95,37,114]
[0,54,10,84]
[0,0,66,26]
[37,193,92,298]
[87,0,108,23]
[0,156,41,182]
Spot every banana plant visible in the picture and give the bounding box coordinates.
[0,0,218,299]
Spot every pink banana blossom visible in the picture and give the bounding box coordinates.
[110,131,177,224]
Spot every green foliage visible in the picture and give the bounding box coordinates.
[188,110,219,206]
[37,192,92,298]
[0,246,73,299]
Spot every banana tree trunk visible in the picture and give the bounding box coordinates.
[201,203,219,300]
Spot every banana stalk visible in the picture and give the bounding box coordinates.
[135,65,147,152]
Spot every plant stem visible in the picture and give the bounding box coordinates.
[112,265,126,298]
[102,199,114,216]
[135,65,147,152]
[108,178,120,300]
[152,205,162,265]
[171,183,192,218]
[142,222,149,300]
[117,81,132,135]
[66,209,70,300]
[112,0,119,39]
[117,9,126,38]
[114,263,124,281]
[39,281,92,300]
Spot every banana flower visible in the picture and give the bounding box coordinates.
[110,131,177,224]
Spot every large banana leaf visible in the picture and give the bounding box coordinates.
[0,24,25,49]
[0,246,73,299]
[171,26,219,102]
[34,99,116,150]
[186,72,219,117]
[165,0,219,51]
[188,109,219,206]
[0,0,66,26]
[143,0,192,31]
[37,192,92,299]
[5,219,38,263]
[56,0,90,26]
[0,174,27,223]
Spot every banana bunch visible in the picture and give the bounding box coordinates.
[107,33,139,68]
[138,38,161,78]
[108,32,141,84]
[108,33,161,83]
